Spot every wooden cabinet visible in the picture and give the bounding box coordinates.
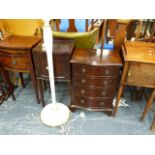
[32,39,74,106]
[32,39,74,81]
[70,48,122,114]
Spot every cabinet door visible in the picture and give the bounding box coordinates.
[33,52,70,80]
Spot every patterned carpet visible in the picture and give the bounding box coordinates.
[0,78,155,135]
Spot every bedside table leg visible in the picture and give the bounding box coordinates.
[112,84,125,117]
[19,72,25,88]
[140,88,155,121]
[38,79,45,107]
[30,72,40,104]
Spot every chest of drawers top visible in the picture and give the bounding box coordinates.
[70,48,123,66]
[0,35,41,50]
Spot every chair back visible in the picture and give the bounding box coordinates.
[126,19,141,40]
[100,19,126,51]
[51,19,94,32]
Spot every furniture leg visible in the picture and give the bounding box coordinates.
[28,52,40,104]
[151,114,155,131]
[113,62,130,117]
[42,80,47,91]
[135,87,145,101]
[19,72,25,88]
[0,67,15,101]
[38,79,45,107]
[140,88,155,121]
[112,84,125,116]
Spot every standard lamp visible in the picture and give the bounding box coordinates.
[40,19,71,127]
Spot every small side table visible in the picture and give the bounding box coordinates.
[0,35,41,104]
[113,41,155,122]
[32,39,74,106]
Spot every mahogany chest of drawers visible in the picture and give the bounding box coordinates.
[70,48,123,114]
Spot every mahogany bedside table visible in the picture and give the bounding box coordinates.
[113,41,155,121]
[32,39,74,107]
[69,48,123,115]
[0,35,41,103]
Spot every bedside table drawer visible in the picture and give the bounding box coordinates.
[72,96,113,109]
[72,75,118,87]
[72,85,115,97]
[72,63,119,76]
[0,53,29,71]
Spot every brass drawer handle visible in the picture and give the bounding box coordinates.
[12,60,17,65]
[81,99,85,104]
[81,79,86,83]
[104,80,108,85]
[128,72,131,77]
[100,102,104,106]
[105,70,109,75]
[81,68,86,73]
[102,91,106,96]
[81,89,85,94]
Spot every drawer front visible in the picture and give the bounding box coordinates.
[72,63,119,76]
[72,85,115,98]
[126,63,155,87]
[72,75,118,87]
[0,53,29,71]
[72,96,113,109]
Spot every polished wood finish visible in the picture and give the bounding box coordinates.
[70,48,122,114]
[113,41,155,121]
[0,35,41,103]
[32,39,74,106]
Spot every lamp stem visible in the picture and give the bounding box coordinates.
[43,19,56,104]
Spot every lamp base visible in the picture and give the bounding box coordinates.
[40,103,71,127]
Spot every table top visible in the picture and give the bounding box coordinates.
[32,39,75,54]
[70,48,123,66]
[122,41,155,64]
[0,35,41,50]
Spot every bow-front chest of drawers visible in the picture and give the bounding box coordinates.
[70,48,123,115]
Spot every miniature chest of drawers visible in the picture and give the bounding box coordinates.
[70,48,123,115]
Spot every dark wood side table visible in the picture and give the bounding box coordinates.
[32,39,74,106]
[69,48,122,115]
[0,35,41,103]
[113,41,155,122]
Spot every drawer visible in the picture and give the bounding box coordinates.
[0,53,29,71]
[72,75,118,87]
[72,84,115,98]
[126,62,155,87]
[72,63,119,77]
[71,96,113,109]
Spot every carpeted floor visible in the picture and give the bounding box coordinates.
[0,77,155,135]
